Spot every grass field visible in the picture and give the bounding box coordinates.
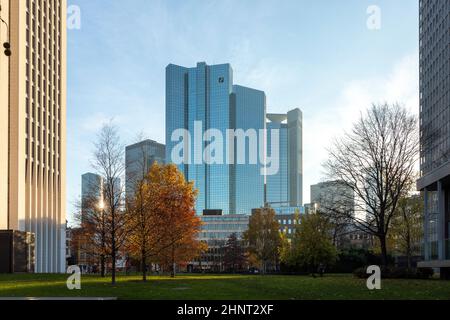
[0,273,449,300]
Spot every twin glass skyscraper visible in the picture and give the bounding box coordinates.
[166,62,265,215]
[166,62,302,215]
[266,111,303,207]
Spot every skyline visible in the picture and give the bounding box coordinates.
[2,0,450,305]
[67,0,419,224]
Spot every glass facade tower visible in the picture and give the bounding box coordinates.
[417,0,450,277]
[166,62,266,215]
[81,173,103,221]
[231,85,266,214]
[125,139,165,199]
[266,109,303,207]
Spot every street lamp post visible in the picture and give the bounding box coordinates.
[0,4,11,56]
[1,3,11,230]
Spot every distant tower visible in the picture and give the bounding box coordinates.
[81,173,103,221]
[266,109,303,207]
[125,139,165,199]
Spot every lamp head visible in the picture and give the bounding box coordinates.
[3,42,11,56]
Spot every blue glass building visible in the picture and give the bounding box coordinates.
[266,110,303,207]
[231,85,266,214]
[81,172,103,220]
[166,62,265,215]
[125,139,165,199]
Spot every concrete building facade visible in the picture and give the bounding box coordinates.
[0,0,67,273]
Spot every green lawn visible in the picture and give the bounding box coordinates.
[0,273,449,300]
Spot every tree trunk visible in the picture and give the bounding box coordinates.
[101,219,106,277]
[111,207,117,285]
[111,229,116,284]
[141,248,147,282]
[406,239,412,271]
[379,235,388,267]
[171,246,176,278]
[100,254,105,277]
[111,250,116,285]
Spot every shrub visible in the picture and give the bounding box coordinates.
[353,267,368,279]
[331,249,395,273]
[416,267,434,279]
[353,266,434,279]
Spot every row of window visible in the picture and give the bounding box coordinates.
[278,219,299,225]
[24,0,63,171]
[419,0,450,174]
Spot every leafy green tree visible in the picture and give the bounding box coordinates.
[244,208,281,274]
[279,232,291,264]
[388,195,424,269]
[290,213,338,275]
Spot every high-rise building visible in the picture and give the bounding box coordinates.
[0,0,67,273]
[310,181,355,215]
[231,85,265,214]
[77,172,103,270]
[266,109,303,207]
[81,172,103,218]
[166,62,265,215]
[417,0,450,277]
[125,139,165,199]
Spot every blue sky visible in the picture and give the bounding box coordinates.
[67,0,419,224]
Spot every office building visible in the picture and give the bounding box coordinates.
[276,213,301,239]
[78,172,107,271]
[250,206,304,239]
[193,207,301,271]
[272,206,304,215]
[166,62,265,215]
[81,172,103,219]
[266,110,303,207]
[0,0,67,273]
[191,212,249,272]
[231,85,265,214]
[310,181,355,216]
[417,0,450,277]
[125,139,165,199]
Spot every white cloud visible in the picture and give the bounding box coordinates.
[303,51,419,203]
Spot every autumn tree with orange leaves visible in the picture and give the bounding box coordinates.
[125,163,205,281]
